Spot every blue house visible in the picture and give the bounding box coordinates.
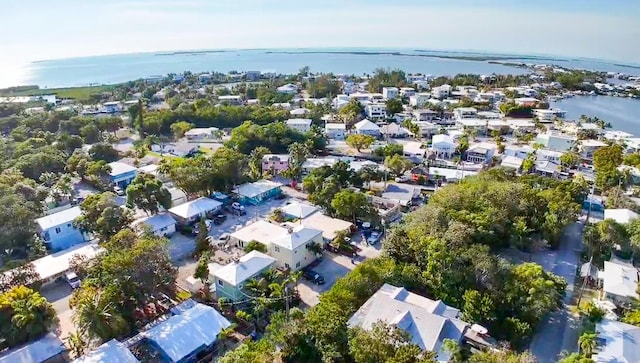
[141,300,231,363]
[36,206,89,251]
[233,179,282,205]
[108,161,138,188]
[212,250,276,301]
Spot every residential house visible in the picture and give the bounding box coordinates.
[400,87,416,97]
[36,206,89,251]
[514,97,539,107]
[168,197,223,225]
[141,301,231,363]
[537,149,564,163]
[302,157,338,174]
[213,251,277,301]
[244,70,261,81]
[217,95,242,105]
[453,107,478,120]
[456,118,487,134]
[230,220,323,271]
[73,339,139,363]
[348,284,476,362]
[409,93,431,107]
[290,108,310,117]
[151,142,198,157]
[297,211,353,242]
[579,139,607,160]
[184,127,220,141]
[277,84,298,94]
[0,333,67,363]
[233,179,282,205]
[466,142,496,164]
[536,131,577,151]
[414,121,439,137]
[600,258,639,306]
[354,119,381,136]
[108,161,138,188]
[431,84,452,99]
[262,154,290,175]
[534,160,564,178]
[403,141,427,159]
[380,123,409,138]
[533,108,566,121]
[501,156,523,171]
[381,183,421,207]
[592,319,640,363]
[367,195,401,223]
[365,103,387,120]
[168,187,188,207]
[349,160,379,172]
[102,101,122,113]
[325,123,347,139]
[604,209,639,224]
[281,201,319,220]
[286,118,313,133]
[504,144,535,159]
[431,134,455,159]
[133,213,177,237]
[382,87,399,99]
[412,109,438,122]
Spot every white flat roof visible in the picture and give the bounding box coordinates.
[3,243,105,282]
[184,127,219,136]
[233,180,281,199]
[36,206,82,231]
[73,339,139,363]
[108,161,137,176]
[168,197,222,219]
[604,209,639,224]
[325,123,346,130]
[214,250,276,286]
[299,212,353,240]
[231,220,287,244]
[286,118,312,126]
[432,134,454,146]
[303,157,338,169]
[602,261,639,300]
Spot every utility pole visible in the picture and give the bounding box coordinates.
[284,286,290,321]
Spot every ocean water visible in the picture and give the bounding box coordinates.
[551,96,640,136]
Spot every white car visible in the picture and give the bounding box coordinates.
[231,202,245,211]
[65,271,81,289]
[367,232,381,245]
[113,186,125,196]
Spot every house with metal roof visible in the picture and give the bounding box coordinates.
[35,206,89,251]
[73,339,139,363]
[593,319,640,363]
[0,333,66,363]
[604,209,639,224]
[354,119,381,136]
[600,259,639,306]
[233,179,282,205]
[212,250,276,301]
[108,161,138,188]
[168,197,222,225]
[133,213,177,237]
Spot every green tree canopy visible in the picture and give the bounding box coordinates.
[125,173,172,215]
[346,134,376,152]
[0,286,58,348]
[76,192,134,241]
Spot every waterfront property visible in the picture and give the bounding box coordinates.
[168,197,223,225]
[261,154,290,175]
[36,206,89,251]
[233,179,282,205]
[535,131,577,152]
[212,250,277,301]
[348,284,487,362]
[140,301,231,363]
[108,161,139,188]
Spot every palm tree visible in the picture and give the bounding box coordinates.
[578,332,597,357]
[248,146,270,180]
[65,333,87,359]
[71,288,129,342]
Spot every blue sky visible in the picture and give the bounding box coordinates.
[1,0,639,64]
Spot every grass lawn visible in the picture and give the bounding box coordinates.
[0,85,116,100]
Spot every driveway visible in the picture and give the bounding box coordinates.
[40,281,75,341]
[529,221,583,363]
[297,253,355,307]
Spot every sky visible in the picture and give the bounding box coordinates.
[1,0,639,65]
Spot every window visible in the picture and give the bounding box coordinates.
[160,227,167,231]
[274,246,280,252]
[55,227,62,234]
[218,280,224,286]
[67,223,72,228]
[285,263,290,269]
[295,262,301,268]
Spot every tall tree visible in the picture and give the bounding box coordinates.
[331,190,377,223]
[0,286,58,348]
[76,192,134,241]
[248,146,271,180]
[170,121,195,139]
[593,144,623,189]
[125,173,172,215]
[88,142,119,163]
[385,98,403,116]
[385,154,414,176]
[346,134,376,152]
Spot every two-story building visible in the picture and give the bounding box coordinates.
[325,123,347,139]
[412,109,438,122]
[286,118,313,134]
[409,93,432,107]
[579,139,607,160]
[108,161,138,189]
[354,119,381,136]
[212,251,277,301]
[466,142,496,164]
[365,103,387,121]
[453,107,478,120]
[431,134,455,159]
[262,154,290,175]
[535,131,577,151]
[382,87,399,99]
[36,206,89,251]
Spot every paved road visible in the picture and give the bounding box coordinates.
[529,221,583,363]
[40,281,75,340]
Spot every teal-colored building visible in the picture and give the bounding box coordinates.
[212,250,276,301]
[233,179,282,205]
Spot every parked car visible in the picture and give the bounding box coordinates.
[65,271,81,289]
[212,214,227,225]
[367,231,381,245]
[113,186,125,196]
[192,219,213,236]
[231,202,245,211]
[208,233,230,247]
[302,269,325,285]
[395,175,411,183]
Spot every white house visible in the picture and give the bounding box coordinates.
[217,95,242,105]
[466,142,496,164]
[604,209,639,224]
[409,93,431,107]
[73,339,139,363]
[354,119,381,136]
[184,127,220,141]
[302,157,338,174]
[230,220,323,271]
[365,103,387,120]
[601,259,639,306]
[151,142,198,157]
[325,123,347,139]
[501,156,524,170]
[453,107,478,120]
[579,139,607,160]
[382,87,399,99]
[281,201,319,219]
[592,319,640,363]
[536,132,577,152]
[277,84,298,94]
[290,108,310,117]
[133,213,177,237]
[431,134,455,159]
[413,109,438,122]
[431,84,452,99]
[380,123,410,138]
[168,197,222,225]
[400,87,416,97]
[286,118,313,134]
[348,284,474,362]
[403,141,426,159]
[533,108,566,121]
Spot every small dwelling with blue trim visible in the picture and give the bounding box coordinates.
[212,250,276,301]
[141,300,231,363]
[108,161,138,188]
[36,206,90,251]
[233,179,282,205]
